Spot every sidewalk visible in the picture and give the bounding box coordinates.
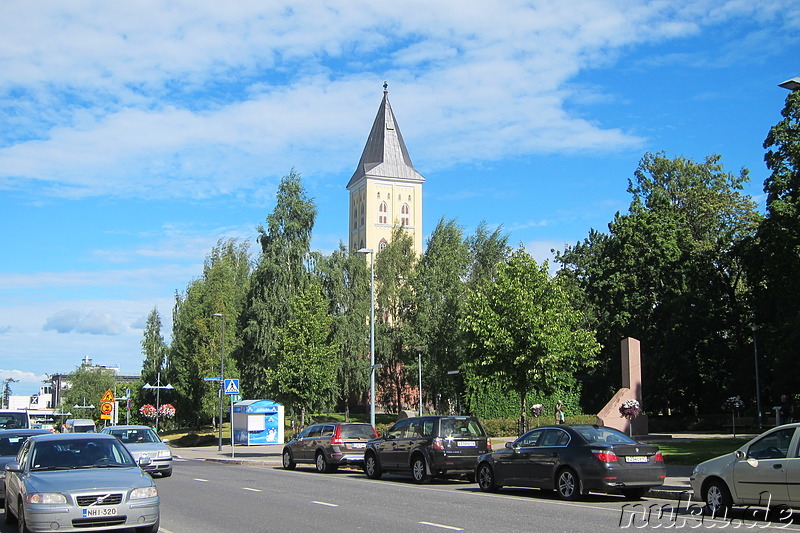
[170,433,742,501]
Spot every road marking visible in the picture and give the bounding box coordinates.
[420,521,463,531]
[193,478,209,482]
[243,487,262,492]
[311,501,339,507]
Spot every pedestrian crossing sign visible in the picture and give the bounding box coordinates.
[224,379,240,395]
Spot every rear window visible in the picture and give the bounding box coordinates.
[0,412,29,429]
[0,435,31,456]
[574,426,636,445]
[340,424,377,439]
[439,418,485,438]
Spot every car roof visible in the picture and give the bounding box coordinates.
[101,425,154,431]
[26,432,119,443]
[0,429,51,437]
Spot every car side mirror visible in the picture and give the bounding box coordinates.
[138,456,153,467]
[161,438,169,443]
[735,450,746,460]
[505,441,514,450]
[4,461,22,473]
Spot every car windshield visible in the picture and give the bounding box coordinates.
[107,428,160,444]
[30,439,135,470]
[574,426,636,445]
[340,425,376,439]
[440,418,485,438]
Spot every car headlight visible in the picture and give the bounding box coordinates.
[130,486,158,500]
[27,493,67,504]
[156,450,172,458]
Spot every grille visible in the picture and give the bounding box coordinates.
[72,517,127,528]
[76,493,123,506]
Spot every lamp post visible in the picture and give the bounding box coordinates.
[750,325,763,429]
[213,313,225,451]
[415,346,426,417]
[142,373,174,431]
[355,248,376,428]
[778,77,800,91]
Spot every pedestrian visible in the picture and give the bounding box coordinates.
[554,400,566,425]
[778,394,794,425]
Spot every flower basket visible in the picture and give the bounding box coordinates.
[139,404,157,419]
[724,396,744,437]
[619,399,641,420]
[158,404,176,419]
[530,404,543,427]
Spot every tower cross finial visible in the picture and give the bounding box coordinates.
[383,81,388,92]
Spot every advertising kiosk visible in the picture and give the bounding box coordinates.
[232,400,284,445]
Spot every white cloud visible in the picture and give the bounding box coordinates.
[43,309,124,336]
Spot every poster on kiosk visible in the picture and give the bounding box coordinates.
[233,400,284,445]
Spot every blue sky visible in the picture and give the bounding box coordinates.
[1,1,798,397]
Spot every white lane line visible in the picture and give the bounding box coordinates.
[311,501,339,507]
[243,487,262,492]
[419,522,463,531]
[193,478,209,482]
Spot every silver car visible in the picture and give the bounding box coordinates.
[690,422,800,516]
[101,425,173,477]
[4,433,160,533]
[0,429,51,505]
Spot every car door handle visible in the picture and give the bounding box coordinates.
[773,464,783,469]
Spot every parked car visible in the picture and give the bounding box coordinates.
[3,432,160,533]
[475,424,665,500]
[0,429,51,505]
[101,425,173,477]
[0,410,30,430]
[363,415,491,483]
[282,422,379,473]
[690,422,800,515]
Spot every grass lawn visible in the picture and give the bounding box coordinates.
[658,437,750,466]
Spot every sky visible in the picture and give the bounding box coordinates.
[1,1,798,397]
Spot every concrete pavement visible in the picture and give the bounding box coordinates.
[169,432,746,501]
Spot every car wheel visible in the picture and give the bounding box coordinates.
[161,468,173,478]
[477,463,499,492]
[704,479,733,516]
[5,498,16,524]
[621,487,649,500]
[316,452,331,473]
[411,456,432,484]
[282,449,296,470]
[556,467,580,501]
[135,517,160,533]
[364,452,382,479]
[18,501,31,533]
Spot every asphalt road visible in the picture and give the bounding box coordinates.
[3,458,800,532]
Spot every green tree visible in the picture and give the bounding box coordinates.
[138,307,169,412]
[62,365,118,422]
[374,227,418,413]
[461,248,600,429]
[264,280,338,426]
[170,239,250,427]
[313,244,370,421]
[236,170,316,400]
[412,217,471,413]
[465,221,511,286]
[747,87,800,398]
[557,152,760,414]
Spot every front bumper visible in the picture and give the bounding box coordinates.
[23,499,159,533]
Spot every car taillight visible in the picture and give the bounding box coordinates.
[487,438,492,451]
[592,449,618,463]
[331,426,343,446]
[432,437,444,450]
[654,452,664,462]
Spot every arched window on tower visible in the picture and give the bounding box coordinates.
[379,239,388,252]
[378,202,388,224]
[360,200,365,227]
[400,203,410,226]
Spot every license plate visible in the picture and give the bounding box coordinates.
[351,442,366,449]
[83,507,118,517]
[457,441,476,447]
[625,456,648,463]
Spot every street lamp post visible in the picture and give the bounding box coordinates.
[415,346,426,417]
[213,313,225,451]
[355,248,376,428]
[751,325,763,429]
[142,373,174,431]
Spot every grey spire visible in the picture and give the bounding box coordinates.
[347,87,425,188]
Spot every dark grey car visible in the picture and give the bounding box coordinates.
[282,422,378,473]
[363,416,491,483]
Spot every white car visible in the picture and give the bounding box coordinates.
[690,422,800,515]
[101,425,173,477]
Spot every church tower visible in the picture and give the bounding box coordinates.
[347,85,425,256]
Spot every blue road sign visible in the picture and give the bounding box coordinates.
[224,379,240,395]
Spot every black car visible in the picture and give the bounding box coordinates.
[475,425,665,500]
[282,422,379,472]
[363,416,491,483]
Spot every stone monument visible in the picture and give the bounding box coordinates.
[596,337,649,436]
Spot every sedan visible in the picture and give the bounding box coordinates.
[690,422,800,516]
[0,429,51,505]
[101,425,173,477]
[4,432,160,533]
[475,425,665,500]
